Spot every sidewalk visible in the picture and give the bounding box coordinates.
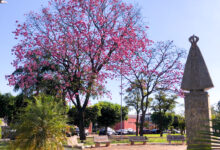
[86,143,186,150]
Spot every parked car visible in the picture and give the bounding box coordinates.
[116,129,128,135]
[163,130,171,134]
[151,129,160,134]
[99,127,116,136]
[172,129,180,134]
[72,127,89,136]
[127,128,136,134]
[1,126,16,140]
[140,129,152,134]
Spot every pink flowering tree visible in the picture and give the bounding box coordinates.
[121,41,185,136]
[7,0,150,140]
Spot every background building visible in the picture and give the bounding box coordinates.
[114,114,156,131]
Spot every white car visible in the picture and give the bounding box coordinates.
[75,128,89,136]
[99,127,116,135]
[116,129,128,135]
[127,128,136,134]
[173,129,180,134]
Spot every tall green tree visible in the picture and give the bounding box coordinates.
[94,101,128,133]
[10,95,67,150]
[68,105,100,128]
[151,112,173,136]
[124,83,141,136]
[151,91,177,114]
[0,93,14,120]
[0,93,27,124]
[172,114,185,135]
[121,41,185,136]
[151,91,177,137]
[211,100,220,118]
[124,82,152,136]
[178,116,185,135]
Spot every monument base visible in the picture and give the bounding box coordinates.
[185,91,212,149]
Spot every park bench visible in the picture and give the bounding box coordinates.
[129,136,148,145]
[167,135,185,145]
[94,136,110,147]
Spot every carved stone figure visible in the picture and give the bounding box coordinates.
[181,35,213,149]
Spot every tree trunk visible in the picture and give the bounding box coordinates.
[159,114,163,137]
[136,112,139,136]
[160,130,163,137]
[139,110,146,136]
[180,129,184,135]
[105,126,108,135]
[78,109,86,141]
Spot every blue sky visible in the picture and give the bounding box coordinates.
[1,0,220,113]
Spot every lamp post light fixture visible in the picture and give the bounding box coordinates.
[0,0,7,4]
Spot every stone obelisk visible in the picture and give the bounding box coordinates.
[181,35,213,149]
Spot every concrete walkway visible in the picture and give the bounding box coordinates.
[86,143,186,150]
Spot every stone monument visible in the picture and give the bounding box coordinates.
[181,35,213,149]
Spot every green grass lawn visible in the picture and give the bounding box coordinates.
[0,134,185,149]
[127,133,184,137]
[0,142,9,150]
[78,134,185,146]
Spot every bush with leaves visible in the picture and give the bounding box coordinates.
[10,95,67,150]
[68,105,100,128]
[151,112,174,137]
[94,101,128,133]
[172,114,185,135]
[0,93,27,124]
[151,91,177,137]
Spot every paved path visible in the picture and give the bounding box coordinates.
[86,144,186,150]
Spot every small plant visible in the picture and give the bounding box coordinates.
[10,95,67,150]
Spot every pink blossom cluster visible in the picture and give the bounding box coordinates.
[7,0,152,103]
[7,0,184,105]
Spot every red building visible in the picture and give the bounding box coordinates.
[88,114,156,133]
[114,114,156,131]
[114,115,137,130]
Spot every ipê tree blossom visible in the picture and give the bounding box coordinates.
[6,0,151,140]
[121,41,186,136]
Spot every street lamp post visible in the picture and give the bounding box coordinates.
[120,59,124,137]
[120,72,123,136]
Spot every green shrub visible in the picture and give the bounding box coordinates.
[10,95,67,150]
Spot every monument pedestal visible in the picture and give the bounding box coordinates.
[185,91,212,149]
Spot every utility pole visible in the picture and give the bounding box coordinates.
[120,72,123,136]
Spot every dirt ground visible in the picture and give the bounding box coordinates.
[86,144,187,150]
